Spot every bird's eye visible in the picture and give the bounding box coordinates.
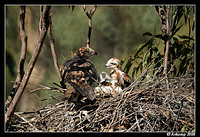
[111,63,116,65]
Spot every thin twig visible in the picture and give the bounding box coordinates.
[14,112,40,131]
[47,11,63,86]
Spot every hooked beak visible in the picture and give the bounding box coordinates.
[105,64,111,68]
[89,51,97,58]
[91,51,97,56]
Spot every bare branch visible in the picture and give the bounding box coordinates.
[47,11,62,85]
[5,6,51,124]
[39,6,43,32]
[83,5,97,18]
[157,6,167,36]
[83,5,97,48]
[5,6,27,112]
[163,6,170,76]
[156,5,171,76]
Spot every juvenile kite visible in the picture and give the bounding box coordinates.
[105,57,132,89]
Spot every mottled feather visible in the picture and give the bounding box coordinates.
[106,58,132,89]
[60,47,97,102]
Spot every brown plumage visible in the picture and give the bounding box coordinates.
[105,57,132,89]
[60,47,97,102]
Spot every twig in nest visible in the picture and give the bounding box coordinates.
[14,112,40,131]
[7,73,194,132]
[172,92,195,131]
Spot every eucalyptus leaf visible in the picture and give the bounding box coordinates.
[142,32,153,36]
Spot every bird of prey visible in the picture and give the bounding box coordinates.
[94,72,122,97]
[105,57,132,89]
[60,47,97,102]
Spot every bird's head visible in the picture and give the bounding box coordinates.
[98,71,111,84]
[105,57,121,69]
[73,47,97,59]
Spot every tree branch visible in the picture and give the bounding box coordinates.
[5,6,27,112]
[47,11,62,86]
[39,6,43,33]
[5,6,51,124]
[83,5,97,48]
[157,6,167,36]
[163,6,170,76]
[156,6,171,76]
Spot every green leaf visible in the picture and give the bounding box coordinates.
[132,67,139,80]
[120,57,126,66]
[173,37,178,41]
[178,35,194,40]
[154,34,165,41]
[179,47,192,57]
[169,46,176,59]
[184,6,188,25]
[135,43,147,58]
[146,50,152,64]
[135,38,154,58]
[142,32,153,36]
[171,25,183,37]
[123,56,134,74]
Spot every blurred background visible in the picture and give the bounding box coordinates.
[6,5,171,112]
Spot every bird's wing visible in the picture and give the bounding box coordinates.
[77,59,97,85]
[121,73,132,87]
[117,71,132,88]
[60,57,97,101]
[66,71,95,100]
[60,57,80,84]
[62,84,81,101]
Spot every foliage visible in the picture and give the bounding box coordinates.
[121,6,195,80]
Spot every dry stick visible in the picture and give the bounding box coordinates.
[29,82,66,94]
[157,6,167,36]
[5,6,27,111]
[5,6,51,124]
[158,6,171,76]
[163,6,170,77]
[39,6,43,33]
[14,112,40,131]
[47,12,62,85]
[129,64,175,103]
[172,92,195,131]
[83,5,97,48]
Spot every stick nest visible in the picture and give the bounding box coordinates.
[6,73,195,132]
